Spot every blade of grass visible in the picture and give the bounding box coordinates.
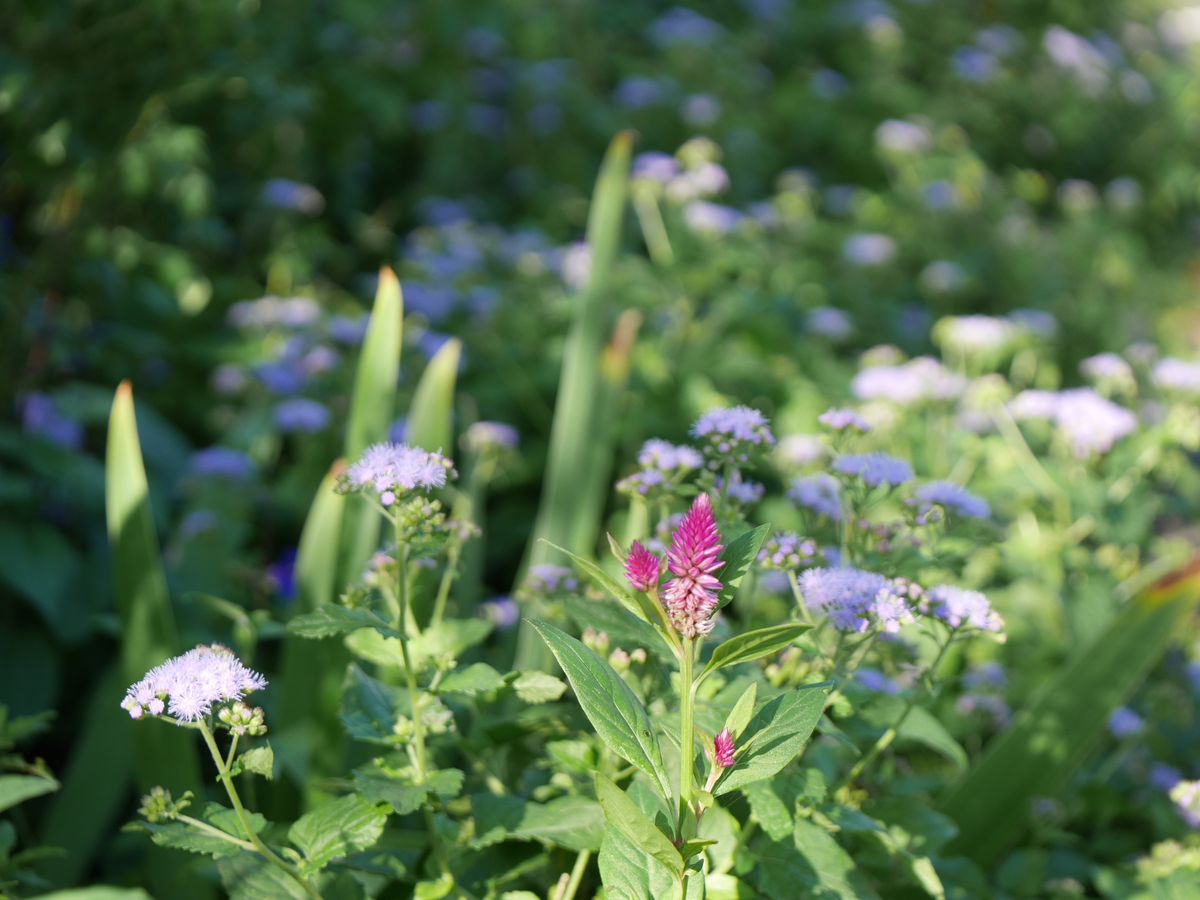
[339,268,403,585]
[407,338,461,453]
[514,131,634,669]
[940,557,1200,868]
[103,382,208,897]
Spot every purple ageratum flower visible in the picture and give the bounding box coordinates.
[683,201,742,236]
[1152,358,1200,394]
[255,360,307,396]
[625,541,662,592]
[952,46,998,83]
[852,357,966,406]
[1170,780,1200,828]
[20,393,84,450]
[1108,707,1145,739]
[777,434,826,468]
[875,119,931,154]
[463,421,519,454]
[913,481,991,519]
[1150,763,1183,791]
[718,475,765,505]
[274,398,330,434]
[665,162,730,204]
[637,439,704,473]
[632,152,681,185]
[190,447,254,481]
[227,296,321,330]
[806,307,855,341]
[833,453,914,488]
[1007,309,1058,339]
[345,443,454,495]
[121,644,267,722]
[713,728,736,768]
[842,233,896,267]
[963,662,1007,690]
[757,532,818,571]
[789,474,842,520]
[262,179,325,215]
[796,567,893,633]
[526,564,579,595]
[266,548,298,603]
[329,315,369,345]
[647,7,725,48]
[936,315,1020,355]
[559,242,592,291]
[1054,388,1137,458]
[613,76,663,110]
[662,494,724,638]
[480,595,520,631]
[1008,389,1060,421]
[682,93,721,126]
[692,406,775,464]
[855,668,901,694]
[818,408,871,432]
[1080,352,1132,383]
[925,585,1004,633]
[810,68,848,99]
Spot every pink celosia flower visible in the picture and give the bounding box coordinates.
[662,493,724,638]
[714,728,736,768]
[625,541,662,592]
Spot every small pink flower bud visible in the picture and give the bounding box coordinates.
[714,728,735,768]
[625,541,662,592]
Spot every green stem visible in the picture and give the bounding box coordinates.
[678,638,696,837]
[430,543,461,629]
[632,185,675,267]
[196,721,319,900]
[556,849,592,900]
[176,813,257,852]
[838,632,955,787]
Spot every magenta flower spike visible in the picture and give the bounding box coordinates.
[625,541,662,592]
[662,493,724,638]
[714,728,736,768]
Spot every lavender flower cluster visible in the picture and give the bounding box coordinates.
[121,644,267,723]
[344,443,456,504]
[691,405,776,464]
[1009,387,1138,458]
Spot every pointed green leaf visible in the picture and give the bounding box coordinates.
[511,671,567,704]
[716,524,772,609]
[941,559,1200,867]
[0,774,58,814]
[716,683,832,795]
[286,605,399,640]
[339,665,401,745]
[407,337,461,453]
[700,624,810,682]
[288,794,389,874]
[530,619,671,798]
[723,682,758,740]
[595,774,682,876]
[231,745,274,781]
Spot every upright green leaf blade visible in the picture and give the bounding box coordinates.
[595,774,683,876]
[516,132,634,670]
[700,624,811,682]
[716,524,772,609]
[530,619,671,798]
[941,560,1200,867]
[339,268,403,583]
[407,337,461,453]
[716,683,832,795]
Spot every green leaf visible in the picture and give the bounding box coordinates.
[471,794,605,852]
[512,671,567,704]
[407,337,461,453]
[723,682,758,739]
[37,890,153,900]
[345,617,492,673]
[515,131,634,671]
[898,706,968,771]
[564,594,674,661]
[286,605,398,640]
[426,769,465,800]
[742,781,792,842]
[231,745,275,781]
[716,683,831,795]
[716,524,772,609]
[700,624,810,682]
[0,773,58,814]
[530,620,672,798]
[547,541,660,629]
[595,774,682,876]
[217,853,310,900]
[340,268,403,586]
[941,559,1200,867]
[140,822,244,860]
[353,769,426,816]
[790,819,878,899]
[439,663,506,696]
[339,665,401,745]
[288,794,389,874]
[598,824,679,900]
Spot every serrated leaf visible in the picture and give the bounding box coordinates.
[140,822,244,860]
[411,618,493,668]
[0,773,58,814]
[716,524,772,609]
[595,774,682,876]
[286,605,399,640]
[288,794,388,873]
[512,671,566,704]
[700,624,810,682]
[471,794,605,852]
[205,803,267,838]
[439,663,506,696]
[339,665,401,745]
[715,683,831,795]
[231,745,274,781]
[353,770,426,815]
[723,682,758,739]
[426,768,464,800]
[530,620,672,798]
